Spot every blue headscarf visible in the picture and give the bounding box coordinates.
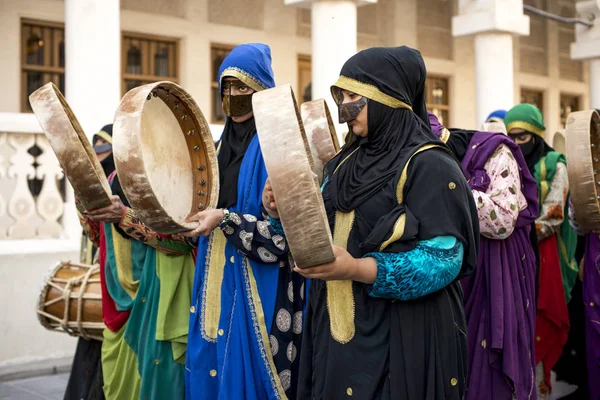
[187,43,288,400]
[486,109,507,123]
[218,43,275,92]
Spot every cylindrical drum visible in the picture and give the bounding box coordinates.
[36,261,104,341]
[300,99,340,183]
[113,81,219,234]
[29,83,112,211]
[565,109,600,232]
[252,85,335,268]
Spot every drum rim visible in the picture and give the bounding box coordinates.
[113,81,219,234]
[29,83,112,211]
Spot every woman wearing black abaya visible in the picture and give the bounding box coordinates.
[264,47,479,399]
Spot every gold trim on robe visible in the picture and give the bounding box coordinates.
[326,210,356,344]
[200,229,227,342]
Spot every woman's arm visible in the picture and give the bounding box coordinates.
[536,162,569,240]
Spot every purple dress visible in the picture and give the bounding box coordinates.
[583,233,600,399]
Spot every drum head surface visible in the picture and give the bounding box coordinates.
[253,85,335,268]
[566,110,600,232]
[114,81,219,234]
[300,99,340,183]
[29,83,112,211]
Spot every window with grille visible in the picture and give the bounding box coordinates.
[417,0,453,60]
[21,19,65,113]
[557,0,583,81]
[122,32,179,95]
[520,89,545,114]
[560,93,580,128]
[211,44,235,123]
[520,0,548,75]
[425,76,450,127]
[298,55,312,104]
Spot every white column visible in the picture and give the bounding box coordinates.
[65,0,121,137]
[590,59,600,109]
[64,0,120,241]
[453,0,529,125]
[311,1,357,133]
[285,0,375,139]
[571,1,600,111]
[474,33,515,126]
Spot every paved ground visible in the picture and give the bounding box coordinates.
[0,371,580,399]
[0,373,68,400]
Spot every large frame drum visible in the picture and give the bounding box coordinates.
[29,83,112,211]
[300,99,340,183]
[36,261,104,341]
[565,109,600,232]
[253,85,335,268]
[113,81,219,234]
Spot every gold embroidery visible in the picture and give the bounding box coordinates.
[327,211,356,344]
[396,144,443,203]
[451,378,458,386]
[448,182,456,190]
[332,76,413,111]
[243,257,286,399]
[200,230,227,342]
[220,67,268,93]
[379,214,406,252]
[539,157,549,203]
[95,130,113,144]
[506,121,544,137]
[440,128,450,144]
[111,225,139,299]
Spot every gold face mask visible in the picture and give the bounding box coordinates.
[222,93,253,117]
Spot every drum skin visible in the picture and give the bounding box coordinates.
[300,99,340,184]
[37,261,104,341]
[113,81,219,234]
[29,83,112,211]
[566,109,600,232]
[252,85,335,269]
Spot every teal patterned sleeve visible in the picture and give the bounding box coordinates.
[366,236,463,301]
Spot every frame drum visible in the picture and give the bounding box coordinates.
[113,81,219,234]
[29,83,112,211]
[253,85,335,268]
[300,99,340,183]
[565,109,600,232]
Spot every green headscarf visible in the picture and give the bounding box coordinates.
[505,103,546,137]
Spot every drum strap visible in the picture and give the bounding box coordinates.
[326,210,356,344]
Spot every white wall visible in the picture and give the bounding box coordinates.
[0,247,79,367]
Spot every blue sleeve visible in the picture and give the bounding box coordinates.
[366,236,463,301]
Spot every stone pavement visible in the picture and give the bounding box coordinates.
[0,371,580,399]
[0,373,68,400]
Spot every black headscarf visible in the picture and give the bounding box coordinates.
[515,133,554,173]
[446,128,477,161]
[92,124,115,177]
[216,116,257,208]
[327,47,440,212]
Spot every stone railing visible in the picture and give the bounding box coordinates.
[0,113,65,240]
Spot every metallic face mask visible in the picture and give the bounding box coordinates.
[222,94,253,117]
[93,143,112,154]
[337,96,368,124]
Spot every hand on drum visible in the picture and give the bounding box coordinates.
[262,178,279,218]
[84,195,126,223]
[294,245,378,283]
[181,209,225,237]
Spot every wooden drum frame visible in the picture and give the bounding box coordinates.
[36,261,104,341]
[300,99,340,183]
[566,109,600,232]
[253,85,335,269]
[29,83,112,211]
[113,81,219,234]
